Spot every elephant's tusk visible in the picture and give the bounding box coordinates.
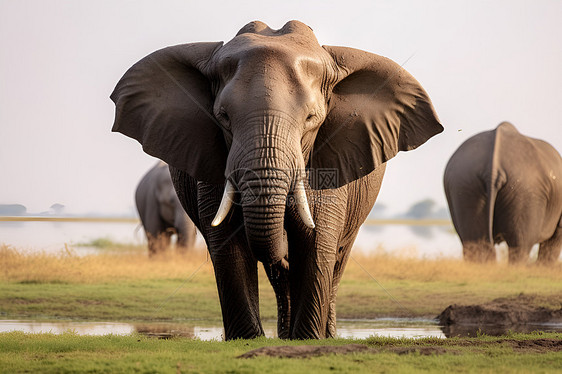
[211,180,236,227]
[294,180,315,229]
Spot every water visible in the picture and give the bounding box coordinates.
[0,220,146,255]
[3,319,560,339]
[0,319,446,340]
[0,220,462,258]
[355,224,461,258]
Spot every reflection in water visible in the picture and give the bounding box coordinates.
[2,319,560,340]
[0,319,445,340]
[0,320,135,336]
[408,226,433,239]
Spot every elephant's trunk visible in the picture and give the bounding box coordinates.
[212,114,313,264]
[239,167,291,264]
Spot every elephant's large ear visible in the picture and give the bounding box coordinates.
[111,42,227,184]
[309,46,443,188]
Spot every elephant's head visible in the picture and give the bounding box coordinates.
[111,20,442,264]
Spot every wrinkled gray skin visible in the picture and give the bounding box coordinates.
[112,21,442,340]
[444,122,562,264]
[135,162,197,256]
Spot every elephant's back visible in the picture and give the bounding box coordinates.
[494,125,562,242]
[493,124,543,181]
[135,162,168,209]
[444,129,496,191]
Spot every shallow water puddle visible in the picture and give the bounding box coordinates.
[2,319,560,339]
[0,320,135,336]
[0,319,445,340]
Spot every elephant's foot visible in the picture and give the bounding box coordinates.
[463,242,496,263]
[223,318,264,340]
[537,228,562,265]
[507,246,531,264]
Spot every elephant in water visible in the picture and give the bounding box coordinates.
[136,162,197,256]
[112,21,442,339]
[444,122,562,264]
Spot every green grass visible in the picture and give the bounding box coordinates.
[2,271,560,323]
[0,279,223,321]
[74,237,146,253]
[1,245,561,322]
[1,246,561,372]
[0,332,560,373]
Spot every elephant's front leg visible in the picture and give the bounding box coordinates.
[288,242,336,339]
[197,183,264,340]
[210,239,264,340]
[326,239,356,337]
[325,169,386,337]
[287,189,347,339]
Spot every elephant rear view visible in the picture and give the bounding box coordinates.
[136,162,197,256]
[444,122,562,264]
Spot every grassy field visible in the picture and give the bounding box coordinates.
[1,244,561,372]
[1,244,561,321]
[0,331,561,373]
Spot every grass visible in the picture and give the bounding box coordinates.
[0,331,560,373]
[1,244,561,372]
[74,237,145,251]
[1,244,561,322]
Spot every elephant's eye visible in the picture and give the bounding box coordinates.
[217,107,231,129]
[218,107,229,120]
[306,113,315,122]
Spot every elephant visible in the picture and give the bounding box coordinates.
[444,122,562,264]
[111,20,442,340]
[135,161,197,256]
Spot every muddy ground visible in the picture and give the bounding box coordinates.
[438,293,562,337]
[238,338,562,358]
[239,295,562,359]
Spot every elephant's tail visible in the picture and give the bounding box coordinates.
[486,180,497,245]
[487,127,506,245]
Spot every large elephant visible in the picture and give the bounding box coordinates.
[111,20,442,340]
[135,161,197,256]
[444,122,562,264]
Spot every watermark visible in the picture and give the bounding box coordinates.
[224,167,340,206]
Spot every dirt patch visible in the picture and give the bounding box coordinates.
[76,300,107,306]
[444,337,562,352]
[506,338,562,353]
[438,294,562,337]
[135,323,196,339]
[238,344,371,358]
[387,346,450,356]
[238,339,561,359]
[238,344,450,359]
[5,297,48,305]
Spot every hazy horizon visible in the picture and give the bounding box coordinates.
[1,0,561,216]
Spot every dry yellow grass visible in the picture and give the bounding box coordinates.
[1,243,560,286]
[345,252,562,283]
[0,244,214,283]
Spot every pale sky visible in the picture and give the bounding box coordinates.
[1,0,561,215]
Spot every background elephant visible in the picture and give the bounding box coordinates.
[112,20,442,339]
[135,161,197,256]
[444,122,562,264]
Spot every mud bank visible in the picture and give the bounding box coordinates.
[438,294,562,337]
